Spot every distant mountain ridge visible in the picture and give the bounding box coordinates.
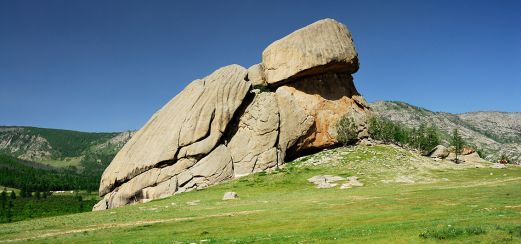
[371,101,521,162]
[0,126,133,163]
[1,102,519,167]
[0,126,134,192]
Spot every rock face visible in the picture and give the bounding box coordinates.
[95,18,370,210]
[98,65,250,198]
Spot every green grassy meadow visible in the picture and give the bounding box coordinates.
[39,157,83,168]
[0,145,520,243]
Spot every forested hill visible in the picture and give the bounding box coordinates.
[371,101,521,162]
[0,126,132,162]
[0,126,134,192]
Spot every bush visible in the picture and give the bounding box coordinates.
[419,226,486,240]
[336,115,358,145]
[500,154,511,164]
[508,225,521,237]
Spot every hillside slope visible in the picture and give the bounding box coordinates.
[371,101,521,162]
[0,145,520,243]
[0,126,133,166]
[0,126,134,192]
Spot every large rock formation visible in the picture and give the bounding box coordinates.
[94,18,370,210]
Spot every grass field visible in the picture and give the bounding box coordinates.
[39,157,82,168]
[0,145,520,243]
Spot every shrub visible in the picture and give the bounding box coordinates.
[336,115,358,145]
[508,225,521,237]
[419,226,486,240]
[252,85,270,93]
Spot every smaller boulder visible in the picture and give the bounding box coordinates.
[429,145,449,159]
[462,152,487,163]
[222,192,239,200]
[462,147,475,155]
[446,153,465,163]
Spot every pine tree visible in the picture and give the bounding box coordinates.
[1,189,6,220]
[78,195,84,211]
[1,189,6,208]
[451,128,464,163]
[19,188,27,198]
[7,200,13,222]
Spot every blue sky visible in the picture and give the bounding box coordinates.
[1,0,520,132]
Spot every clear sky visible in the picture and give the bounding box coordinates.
[1,0,520,132]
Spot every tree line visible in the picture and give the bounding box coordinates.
[336,114,474,163]
[0,188,95,223]
[367,116,440,154]
[0,154,101,192]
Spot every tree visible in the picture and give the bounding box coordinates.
[451,128,464,163]
[78,195,84,211]
[1,189,6,210]
[10,191,16,200]
[336,115,358,145]
[19,188,27,198]
[422,124,440,153]
[7,200,13,222]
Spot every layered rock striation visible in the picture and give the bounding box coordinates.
[94,18,370,210]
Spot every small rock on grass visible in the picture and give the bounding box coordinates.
[223,192,239,200]
[186,200,200,206]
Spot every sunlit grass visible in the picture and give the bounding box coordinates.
[0,145,520,243]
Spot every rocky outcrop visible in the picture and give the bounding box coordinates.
[98,65,250,197]
[262,18,358,85]
[95,18,370,210]
[0,128,53,161]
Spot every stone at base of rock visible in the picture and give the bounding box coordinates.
[429,145,449,159]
